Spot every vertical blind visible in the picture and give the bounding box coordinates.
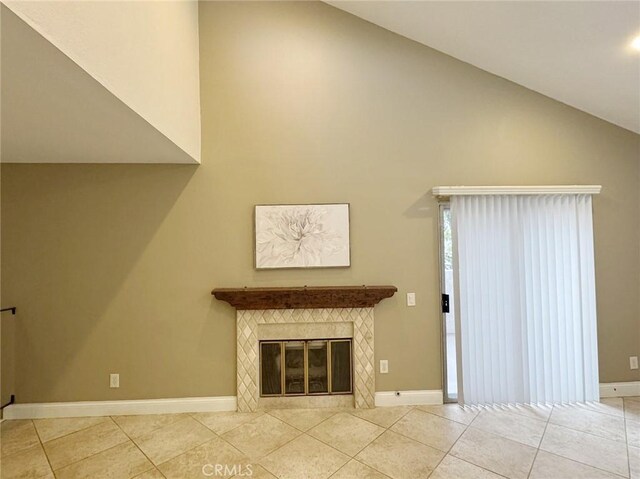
[451,194,599,405]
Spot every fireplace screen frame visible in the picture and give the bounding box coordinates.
[259,339,353,397]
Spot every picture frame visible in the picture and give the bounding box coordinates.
[254,203,351,269]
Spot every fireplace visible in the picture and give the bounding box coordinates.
[212,285,397,411]
[260,339,352,397]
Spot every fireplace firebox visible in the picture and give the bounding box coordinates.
[260,339,352,397]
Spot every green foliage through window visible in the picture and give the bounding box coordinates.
[443,208,453,270]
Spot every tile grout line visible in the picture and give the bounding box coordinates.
[190,406,408,475]
[327,457,394,479]
[434,407,510,478]
[578,399,629,418]
[327,407,413,479]
[623,399,631,479]
[207,433,257,477]
[441,456,512,479]
[348,405,414,430]
[443,408,537,479]
[0,420,44,461]
[423,405,485,478]
[39,418,131,476]
[533,402,634,479]
[550,402,629,434]
[31,416,111,448]
[193,416,267,471]
[109,416,168,478]
[424,410,473,478]
[386,423,459,456]
[189,410,266,436]
[35,415,183,476]
[114,413,186,439]
[200,409,348,477]
[402,405,514,478]
[252,431,305,478]
[262,407,413,478]
[152,420,255,479]
[475,402,632,479]
[536,449,630,479]
[417,404,482,426]
[308,406,407,458]
[265,408,338,433]
[232,414,309,476]
[0,445,36,466]
[545,416,629,445]
[29,419,57,479]
[525,406,552,479]
[152,436,218,474]
[55,440,148,478]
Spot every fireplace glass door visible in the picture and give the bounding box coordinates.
[284,341,305,395]
[307,341,329,394]
[260,339,352,397]
[330,340,352,393]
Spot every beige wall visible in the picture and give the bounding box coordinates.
[1,1,638,404]
[3,0,201,162]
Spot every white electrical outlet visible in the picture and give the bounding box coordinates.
[407,292,416,307]
[380,360,389,374]
[110,373,120,388]
[631,356,639,370]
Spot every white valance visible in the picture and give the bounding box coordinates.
[432,185,602,197]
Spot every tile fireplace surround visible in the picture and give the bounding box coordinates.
[212,286,397,412]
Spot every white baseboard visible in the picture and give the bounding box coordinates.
[3,391,444,419]
[375,390,443,407]
[7,385,631,419]
[2,396,237,420]
[599,381,640,398]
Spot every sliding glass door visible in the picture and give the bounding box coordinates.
[439,204,458,403]
[450,194,599,405]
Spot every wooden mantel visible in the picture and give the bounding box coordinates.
[211,285,397,310]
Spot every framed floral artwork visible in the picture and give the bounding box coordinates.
[254,204,351,269]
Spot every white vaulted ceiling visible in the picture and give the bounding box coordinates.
[327,1,640,134]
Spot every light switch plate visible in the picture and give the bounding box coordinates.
[407,292,416,307]
[380,360,389,374]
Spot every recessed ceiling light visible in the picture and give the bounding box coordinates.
[632,35,640,51]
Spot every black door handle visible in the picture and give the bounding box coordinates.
[442,294,450,313]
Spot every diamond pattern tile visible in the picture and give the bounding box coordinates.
[236,308,375,411]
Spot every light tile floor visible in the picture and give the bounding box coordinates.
[1,397,639,479]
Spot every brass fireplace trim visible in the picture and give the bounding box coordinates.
[259,339,353,398]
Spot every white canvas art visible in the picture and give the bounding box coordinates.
[255,204,350,269]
